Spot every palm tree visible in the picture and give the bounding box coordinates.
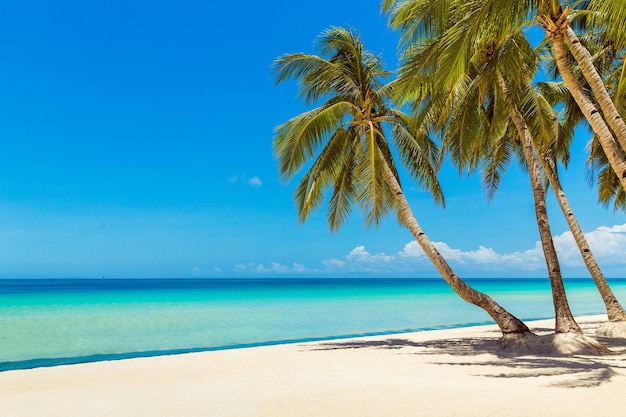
[537,40,626,322]
[382,0,613,341]
[541,146,626,322]
[543,10,626,191]
[381,0,626,190]
[416,31,582,335]
[272,26,530,336]
[537,81,626,323]
[565,31,626,213]
[522,0,626,189]
[546,2,626,150]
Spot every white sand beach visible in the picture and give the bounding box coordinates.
[1,315,625,417]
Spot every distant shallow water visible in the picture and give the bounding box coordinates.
[1,278,624,371]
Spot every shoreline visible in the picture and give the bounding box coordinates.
[0,313,603,373]
[2,314,625,417]
[0,318,510,373]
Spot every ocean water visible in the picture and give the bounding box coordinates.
[1,277,625,371]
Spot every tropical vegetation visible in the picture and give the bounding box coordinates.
[379,0,625,343]
[273,0,626,352]
[272,27,531,335]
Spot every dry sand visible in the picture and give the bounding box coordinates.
[1,315,625,417]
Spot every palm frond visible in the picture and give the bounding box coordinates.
[273,100,355,180]
[519,84,560,157]
[274,24,449,231]
[353,125,389,228]
[588,0,626,50]
[481,127,514,201]
[272,54,345,103]
[326,131,358,230]
[386,0,453,49]
[587,136,626,212]
[292,128,354,224]
[386,110,444,205]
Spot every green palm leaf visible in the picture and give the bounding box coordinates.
[273,100,354,180]
[273,26,442,230]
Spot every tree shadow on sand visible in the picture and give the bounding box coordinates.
[308,327,626,388]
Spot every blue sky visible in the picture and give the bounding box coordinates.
[0,0,624,279]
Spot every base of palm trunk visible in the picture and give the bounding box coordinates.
[498,332,611,356]
[596,321,626,338]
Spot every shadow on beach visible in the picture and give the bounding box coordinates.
[308,323,626,388]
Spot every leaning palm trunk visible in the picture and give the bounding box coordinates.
[537,152,626,322]
[497,72,582,335]
[564,26,626,151]
[380,159,530,335]
[543,18,626,190]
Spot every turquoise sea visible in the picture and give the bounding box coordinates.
[1,278,625,371]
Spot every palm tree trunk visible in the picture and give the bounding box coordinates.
[497,72,582,335]
[544,19,626,191]
[565,27,626,151]
[380,159,530,335]
[537,153,626,322]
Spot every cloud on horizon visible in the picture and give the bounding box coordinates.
[320,223,626,276]
[240,223,626,277]
[234,262,307,274]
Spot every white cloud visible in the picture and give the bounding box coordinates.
[321,246,396,273]
[247,176,262,188]
[256,262,290,273]
[346,246,392,263]
[232,224,626,277]
[499,242,545,270]
[552,223,626,267]
[189,266,223,275]
[399,239,546,271]
[235,262,309,274]
[322,223,626,275]
[322,258,345,270]
[227,174,262,188]
[234,263,251,272]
